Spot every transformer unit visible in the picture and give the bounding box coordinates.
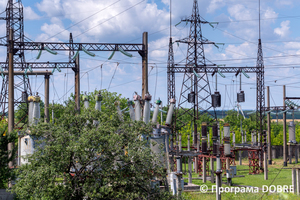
[211,91,221,108]
[237,72,246,103]
[237,91,245,103]
[188,92,195,103]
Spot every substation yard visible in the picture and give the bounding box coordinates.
[182,158,300,200]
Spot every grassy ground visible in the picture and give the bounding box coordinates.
[181,158,300,199]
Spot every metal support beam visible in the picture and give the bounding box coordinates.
[173,66,258,73]
[292,168,296,194]
[1,71,53,75]
[44,74,49,123]
[6,41,144,51]
[283,85,287,166]
[74,54,80,113]
[210,157,214,183]
[267,86,272,165]
[188,157,192,183]
[8,28,14,187]
[142,32,148,99]
[297,168,300,195]
[0,62,75,69]
[264,150,268,180]
[203,157,207,183]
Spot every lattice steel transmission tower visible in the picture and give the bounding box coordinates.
[0,0,31,118]
[176,0,217,146]
[256,0,265,136]
[167,38,175,104]
[256,39,265,135]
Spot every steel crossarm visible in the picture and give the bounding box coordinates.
[173,66,258,73]
[5,42,144,52]
[0,62,75,69]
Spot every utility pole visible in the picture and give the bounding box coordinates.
[283,85,287,166]
[267,86,272,164]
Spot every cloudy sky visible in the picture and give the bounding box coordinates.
[1,0,300,111]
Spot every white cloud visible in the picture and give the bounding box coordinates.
[263,7,278,22]
[274,20,290,37]
[225,42,256,61]
[36,0,64,17]
[24,6,40,20]
[283,42,300,50]
[275,0,294,6]
[207,0,225,13]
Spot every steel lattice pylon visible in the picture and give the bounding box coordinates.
[0,0,31,121]
[175,0,216,146]
[256,39,265,139]
[167,37,175,103]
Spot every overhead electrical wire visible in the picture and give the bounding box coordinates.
[73,0,146,39]
[107,62,119,91]
[8,1,300,105]
[45,0,121,41]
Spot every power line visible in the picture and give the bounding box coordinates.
[108,62,119,91]
[46,0,121,41]
[73,0,146,39]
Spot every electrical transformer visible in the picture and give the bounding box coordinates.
[237,91,245,103]
[212,91,221,108]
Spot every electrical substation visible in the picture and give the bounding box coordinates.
[3,0,300,198]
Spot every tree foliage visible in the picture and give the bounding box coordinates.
[0,120,17,189]
[13,91,175,200]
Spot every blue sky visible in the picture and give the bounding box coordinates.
[1,0,300,111]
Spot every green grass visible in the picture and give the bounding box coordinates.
[181,158,300,199]
[183,192,300,200]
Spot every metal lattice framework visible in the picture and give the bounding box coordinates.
[175,0,216,147]
[256,39,265,136]
[0,0,31,117]
[167,38,175,103]
[168,0,266,142]
[0,62,75,69]
[0,42,143,51]
[0,0,147,122]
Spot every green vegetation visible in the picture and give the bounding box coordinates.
[182,158,300,200]
[0,119,17,189]
[12,90,176,199]
[177,109,300,146]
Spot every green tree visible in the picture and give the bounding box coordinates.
[12,92,175,200]
[0,120,17,189]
